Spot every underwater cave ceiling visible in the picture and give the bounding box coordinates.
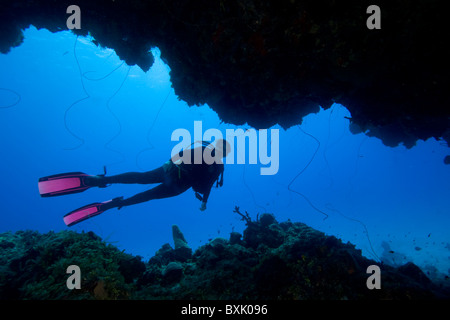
[1,0,449,149]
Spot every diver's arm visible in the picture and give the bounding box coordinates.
[218,170,224,187]
[199,182,214,211]
[200,166,224,210]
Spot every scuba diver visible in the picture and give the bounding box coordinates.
[38,139,230,226]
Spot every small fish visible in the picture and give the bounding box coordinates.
[415,246,422,251]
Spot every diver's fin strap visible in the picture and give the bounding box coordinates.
[96,165,110,188]
[113,196,124,210]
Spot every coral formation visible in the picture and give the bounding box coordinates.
[0,230,144,299]
[1,211,449,300]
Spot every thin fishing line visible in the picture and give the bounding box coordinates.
[64,35,129,161]
[104,65,131,168]
[287,123,377,260]
[63,35,90,150]
[287,125,329,220]
[82,61,125,81]
[81,49,115,78]
[230,128,267,213]
[324,203,380,262]
[0,88,21,109]
[296,123,378,260]
[135,89,171,170]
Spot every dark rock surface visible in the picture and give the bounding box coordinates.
[1,0,449,149]
[1,212,449,300]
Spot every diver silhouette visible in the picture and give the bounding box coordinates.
[38,139,230,226]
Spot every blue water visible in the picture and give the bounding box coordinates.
[1,27,449,275]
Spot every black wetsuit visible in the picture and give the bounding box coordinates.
[178,147,224,203]
[100,146,224,208]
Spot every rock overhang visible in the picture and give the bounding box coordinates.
[1,0,448,150]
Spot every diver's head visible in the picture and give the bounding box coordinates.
[214,138,231,159]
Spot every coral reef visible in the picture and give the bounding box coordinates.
[0,230,144,299]
[1,210,449,300]
[0,0,449,150]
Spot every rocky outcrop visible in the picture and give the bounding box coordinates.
[136,212,448,300]
[2,211,448,300]
[1,0,449,150]
[0,230,145,299]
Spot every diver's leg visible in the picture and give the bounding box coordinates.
[111,183,190,209]
[86,167,165,186]
[105,167,165,184]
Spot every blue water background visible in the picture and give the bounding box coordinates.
[1,27,449,274]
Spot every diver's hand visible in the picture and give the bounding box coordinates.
[200,202,207,211]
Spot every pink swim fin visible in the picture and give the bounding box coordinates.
[38,172,91,197]
[63,200,113,227]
